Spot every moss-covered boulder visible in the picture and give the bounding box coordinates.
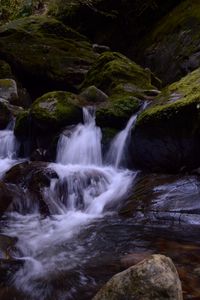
[132,68,200,172]
[0,79,18,104]
[48,0,182,55]
[81,51,157,128]
[0,60,13,79]
[14,110,30,137]
[30,91,82,131]
[0,16,97,97]
[137,0,200,85]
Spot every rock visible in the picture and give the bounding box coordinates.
[48,0,182,56]
[0,98,24,129]
[0,16,97,97]
[3,161,58,214]
[82,51,157,128]
[30,91,82,131]
[0,258,24,284]
[136,0,200,85]
[14,110,30,137]
[93,254,183,300]
[0,60,13,79]
[0,181,14,215]
[132,68,200,172]
[92,44,111,54]
[80,86,108,104]
[0,79,18,105]
[0,234,18,259]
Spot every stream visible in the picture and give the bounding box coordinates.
[0,107,200,299]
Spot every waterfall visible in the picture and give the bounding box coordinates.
[2,107,136,299]
[56,107,102,166]
[0,121,19,177]
[106,114,137,168]
[106,102,148,168]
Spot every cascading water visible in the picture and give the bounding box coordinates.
[0,120,19,177]
[106,114,137,168]
[2,108,137,299]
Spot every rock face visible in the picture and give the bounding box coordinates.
[48,0,183,55]
[136,0,200,85]
[82,51,157,128]
[132,67,200,172]
[93,254,183,300]
[0,16,97,97]
[0,79,18,104]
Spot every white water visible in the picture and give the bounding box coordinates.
[2,108,136,299]
[106,114,137,168]
[0,121,19,177]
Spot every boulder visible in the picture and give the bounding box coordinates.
[132,68,200,172]
[0,16,97,97]
[0,181,14,215]
[93,254,183,300]
[0,79,18,104]
[136,0,200,85]
[0,60,13,79]
[48,0,183,55]
[30,91,82,131]
[82,51,157,128]
[3,161,58,214]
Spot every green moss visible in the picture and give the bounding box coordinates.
[82,51,154,95]
[30,91,82,130]
[0,79,13,88]
[0,16,97,89]
[136,68,200,127]
[14,110,30,136]
[0,60,13,79]
[96,96,140,128]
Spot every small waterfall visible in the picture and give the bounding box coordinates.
[56,107,102,166]
[2,107,136,299]
[106,102,148,168]
[0,121,19,177]
[0,122,18,159]
[106,114,137,168]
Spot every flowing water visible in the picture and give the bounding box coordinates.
[1,108,199,300]
[1,107,137,299]
[0,121,19,177]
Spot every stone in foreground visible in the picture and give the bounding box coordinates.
[93,254,183,300]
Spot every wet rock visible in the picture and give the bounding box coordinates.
[136,0,200,85]
[0,181,15,215]
[80,86,108,104]
[3,161,58,214]
[0,258,24,284]
[132,68,200,172]
[0,60,13,79]
[0,79,18,105]
[30,91,82,132]
[0,16,97,97]
[82,51,157,128]
[93,254,183,300]
[92,44,111,54]
[0,234,18,259]
[48,0,182,56]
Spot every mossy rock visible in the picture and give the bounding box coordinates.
[0,79,18,104]
[14,110,30,137]
[0,60,13,79]
[81,51,156,128]
[30,91,82,131]
[48,0,182,56]
[132,68,200,172]
[137,0,200,85]
[0,16,97,96]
